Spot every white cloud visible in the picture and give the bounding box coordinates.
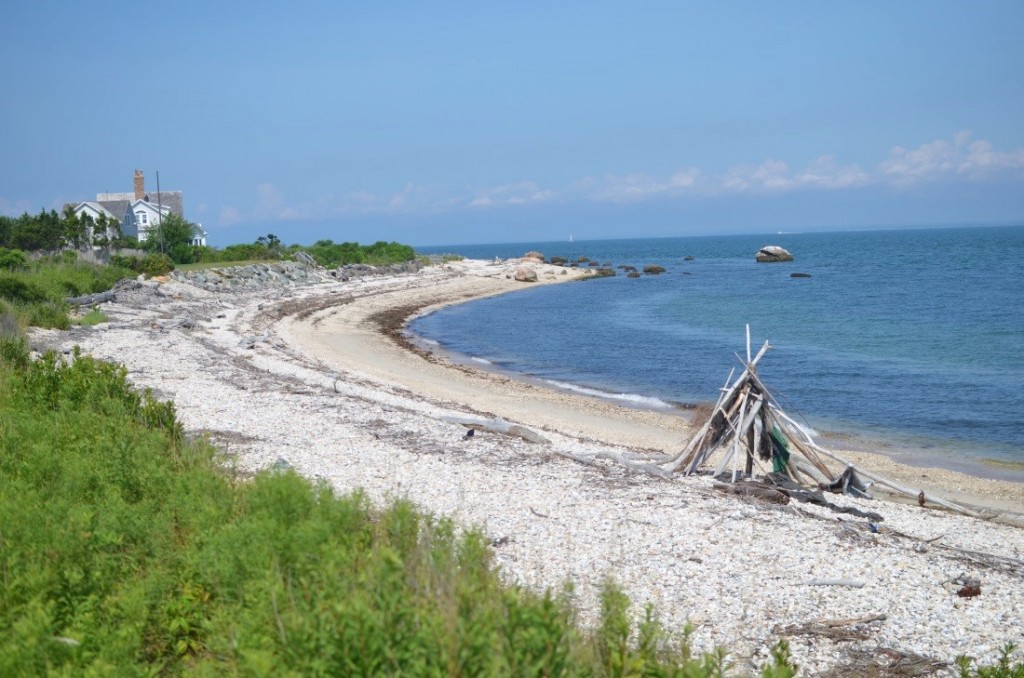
[203,132,1021,227]
[879,131,1024,186]
[466,181,556,208]
[570,167,703,203]
[794,156,871,189]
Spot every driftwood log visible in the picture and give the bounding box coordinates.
[65,290,116,307]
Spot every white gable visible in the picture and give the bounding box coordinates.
[73,201,115,221]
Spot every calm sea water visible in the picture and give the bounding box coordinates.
[414,226,1024,478]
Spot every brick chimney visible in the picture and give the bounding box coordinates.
[133,170,145,200]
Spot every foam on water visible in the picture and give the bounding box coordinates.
[541,379,677,410]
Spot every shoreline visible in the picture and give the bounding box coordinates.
[283,260,1024,513]
[412,332,1024,484]
[36,260,1024,673]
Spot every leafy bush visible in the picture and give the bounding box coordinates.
[0,247,28,270]
[110,253,174,277]
[301,240,415,268]
[0,276,48,303]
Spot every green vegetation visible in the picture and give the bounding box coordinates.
[957,644,1024,677]
[0,336,804,674]
[140,214,202,265]
[301,239,416,267]
[109,252,175,277]
[0,208,130,252]
[0,249,132,331]
[73,308,108,326]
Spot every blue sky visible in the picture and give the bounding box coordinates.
[2,2,1022,247]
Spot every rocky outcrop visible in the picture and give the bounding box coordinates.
[329,260,422,281]
[550,256,568,266]
[756,246,793,263]
[643,264,666,275]
[514,267,538,282]
[522,251,545,263]
[170,261,319,291]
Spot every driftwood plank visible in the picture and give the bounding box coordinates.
[66,290,116,306]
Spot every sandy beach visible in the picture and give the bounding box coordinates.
[36,258,1024,674]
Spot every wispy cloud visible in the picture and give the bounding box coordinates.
[879,131,1024,186]
[216,132,1022,225]
[466,181,556,207]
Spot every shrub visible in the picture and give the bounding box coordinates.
[110,253,174,277]
[140,253,174,277]
[0,247,28,270]
[0,276,48,303]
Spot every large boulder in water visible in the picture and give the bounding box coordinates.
[756,246,794,263]
[643,264,666,274]
[514,266,538,282]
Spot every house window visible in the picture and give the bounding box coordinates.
[136,211,147,225]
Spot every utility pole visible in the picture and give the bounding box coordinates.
[157,170,164,253]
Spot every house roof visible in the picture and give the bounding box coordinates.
[140,191,183,217]
[130,199,172,215]
[73,201,116,219]
[94,190,184,218]
[96,199,131,221]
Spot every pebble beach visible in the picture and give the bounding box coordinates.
[33,257,1024,675]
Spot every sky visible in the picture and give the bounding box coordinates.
[1,1,1022,248]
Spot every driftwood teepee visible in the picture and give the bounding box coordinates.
[660,328,980,517]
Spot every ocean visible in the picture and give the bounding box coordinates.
[413,226,1024,479]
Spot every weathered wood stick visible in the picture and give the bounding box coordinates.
[66,290,116,306]
[815,613,887,627]
[802,578,866,588]
[554,449,674,480]
[440,415,550,444]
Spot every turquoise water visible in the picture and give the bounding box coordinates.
[413,226,1024,477]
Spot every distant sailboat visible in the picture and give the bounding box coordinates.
[569,233,573,243]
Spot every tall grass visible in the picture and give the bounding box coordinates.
[0,250,131,330]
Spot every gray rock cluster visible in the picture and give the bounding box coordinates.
[170,262,318,291]
[326,260,422,281]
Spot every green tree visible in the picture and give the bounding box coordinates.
[144,214,200,264]
[61,205,89,250]
[12,209,65,251]
[0,215,14,248]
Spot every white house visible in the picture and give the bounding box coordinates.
[69,169,206,247]
[124,199,172,242]
[70,201,120,244]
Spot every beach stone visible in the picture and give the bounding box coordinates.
[293,251,317,266]
[756,245,794,262]
[514,267,538,282]
[522,251,545,263]
[643,264,666,274]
